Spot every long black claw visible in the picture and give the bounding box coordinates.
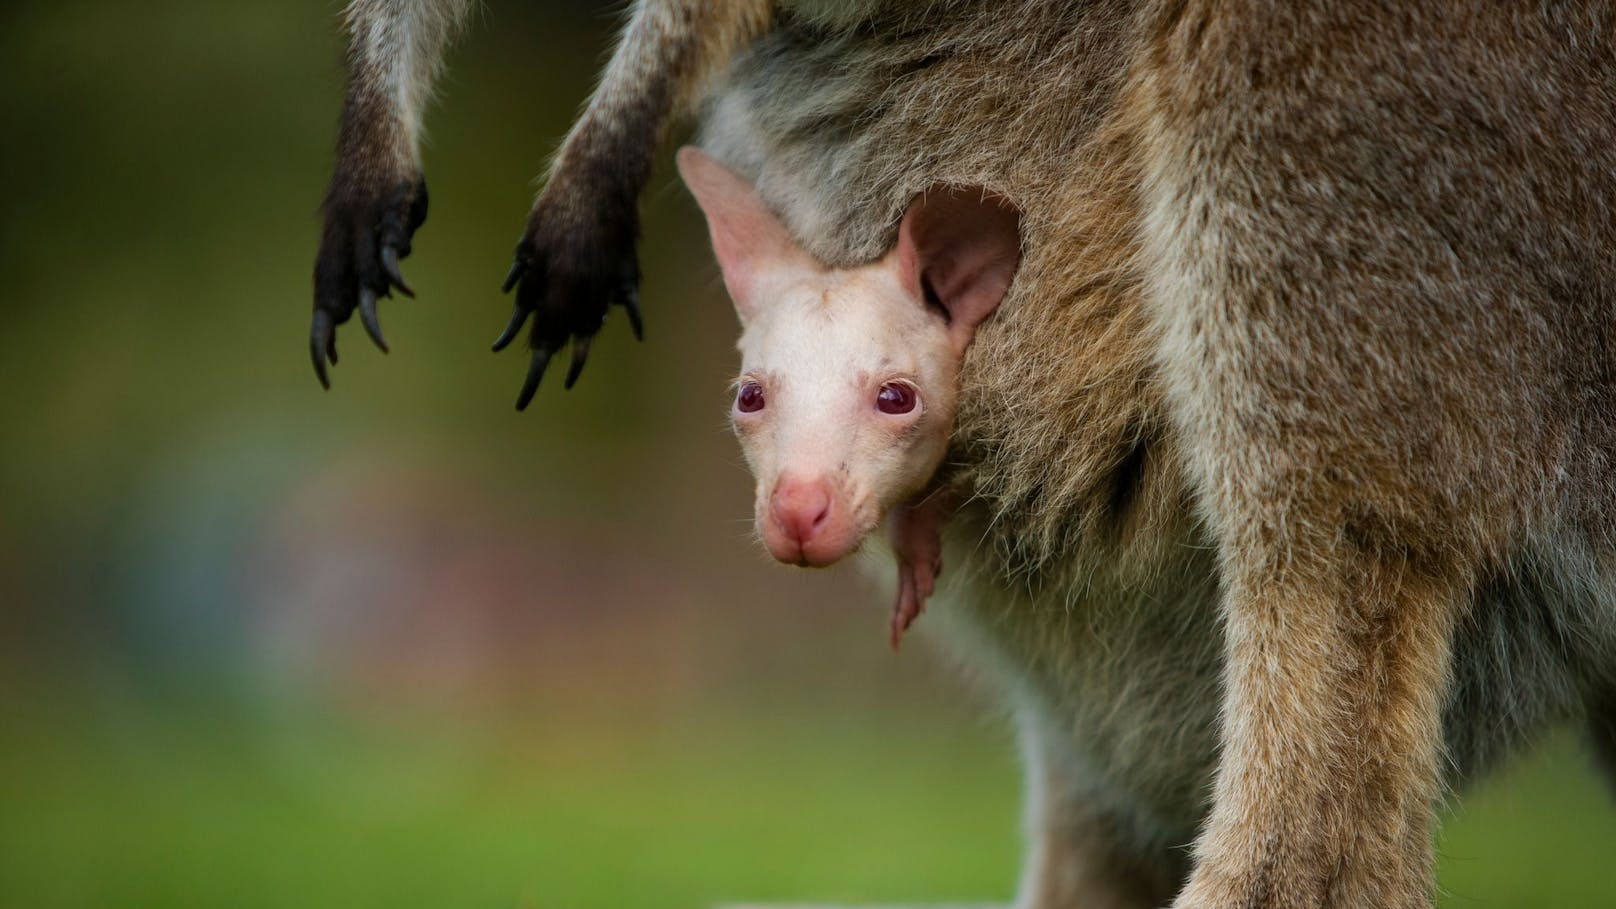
[359,287,389,353]
[564,336,592,390]
[310,310,334,389]
[380,246,414,298]
[621,289,643,341]
[491,304,529,353]
[515,347,553,411]
[501,259,525,294]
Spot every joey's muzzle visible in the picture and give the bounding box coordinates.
[759,476,860,567]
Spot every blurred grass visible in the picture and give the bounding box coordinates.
[0,692,1614,909]
[0,693,1022,909]
[1437,741,1616,908]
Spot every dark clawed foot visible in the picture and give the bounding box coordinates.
[310,176,429,388]
[494,200,643,410]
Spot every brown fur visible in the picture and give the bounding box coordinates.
[519,0,774,284]
[703,3,1616,906]
[1126,4,1616,905]
[315,1,1616,906]
[312,0,472,383]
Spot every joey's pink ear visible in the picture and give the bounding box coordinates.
[893,188,1022,354]
[676,146,807,322]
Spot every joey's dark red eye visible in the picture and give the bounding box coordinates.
[736,381,766,413]
[876,382,917,415]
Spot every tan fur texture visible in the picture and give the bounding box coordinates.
[1123,5,1616,905]
[334,0,472,188]
[700,3,1616,907]
[534,0,774,236]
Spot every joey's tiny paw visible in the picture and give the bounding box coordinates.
[885,498,948,650]
[493,191,644,410]
[310,177,429,388]
[888,546,942,651]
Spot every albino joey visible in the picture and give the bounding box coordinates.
[677,146,1020,646]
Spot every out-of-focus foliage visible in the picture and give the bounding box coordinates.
[0,2,1610,907]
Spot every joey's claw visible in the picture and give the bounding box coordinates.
[563,336,592,390]
[891,570,919,652]
[515,346,554,411]
[889,546,940,651]
[359,287,389,353]
[886,494,950,649]
[918,558,940,599]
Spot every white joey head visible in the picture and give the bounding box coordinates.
[677,146,1021,568]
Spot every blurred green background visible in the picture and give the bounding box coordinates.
[0,2,1611,907]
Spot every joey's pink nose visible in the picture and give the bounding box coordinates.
[762,478,857,566]
[771,480,833,546]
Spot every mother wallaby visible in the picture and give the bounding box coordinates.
[311,3,1616,907]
